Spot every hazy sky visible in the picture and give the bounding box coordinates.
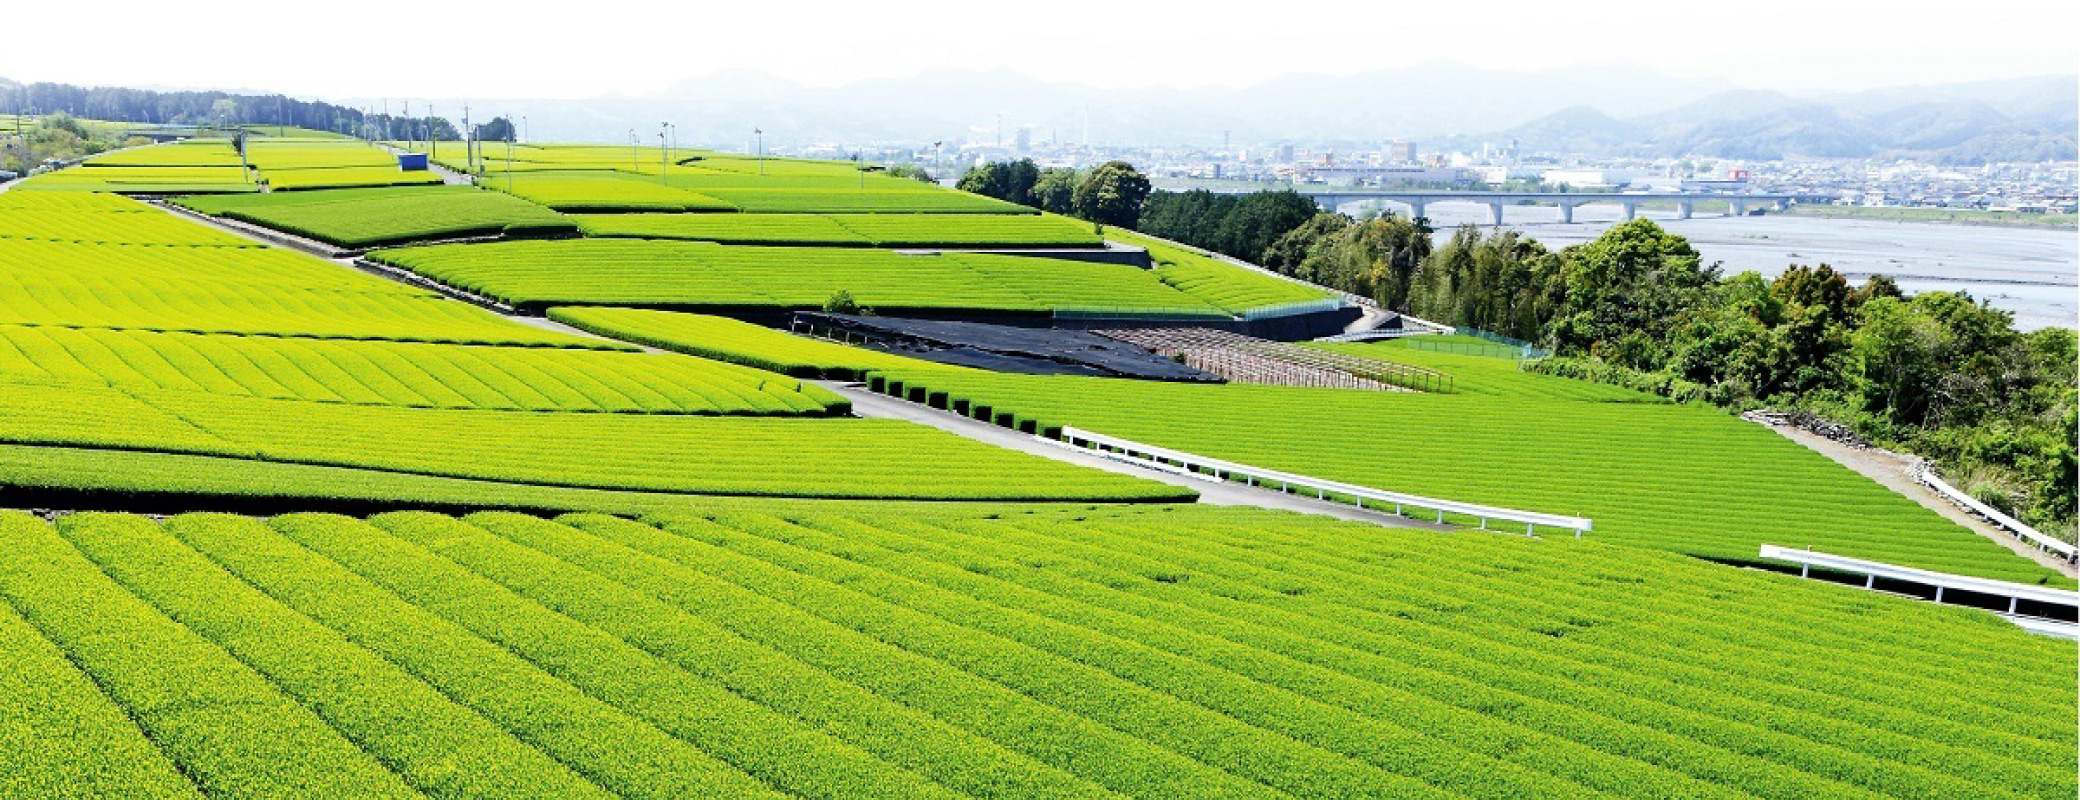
[4,0,2074,100]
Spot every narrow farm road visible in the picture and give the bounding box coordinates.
[828,381,1454,531]
[1757,421,2078,578]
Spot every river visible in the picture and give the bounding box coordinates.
[1357,200,2077,331]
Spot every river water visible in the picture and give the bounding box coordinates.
[1372,201,2077,331]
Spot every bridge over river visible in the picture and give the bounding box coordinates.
[1214,189,1835,224]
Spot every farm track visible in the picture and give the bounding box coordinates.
[830,382,1450,531]
[1754,421,2079,578]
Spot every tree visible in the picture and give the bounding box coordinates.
[885,164,934,183]
[209,98,238,127]
[1261,213,1349,276]
[956,159,1040,206]
[1072,161,1151,228]
[1550,219,1717,355]
[1029,168,1079,214]
[473,116,516,142]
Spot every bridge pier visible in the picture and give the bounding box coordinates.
[1488,201,1505,226]
[1557,201,1578,224]
[1621,200,1637,221]
[1678,199,1694,220]
[1408,199,1427,221]
[1730,200,1749,217]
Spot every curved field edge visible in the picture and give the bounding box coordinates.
[0,444,1192,514]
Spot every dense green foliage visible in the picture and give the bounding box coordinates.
[371,238,1220,314]
[0,81,452,138]
[1264,212,1435,309]
[1072,160,1153,227]
[0,507,2068,798]
[548,308,954,380]
[1138,189,1322,265]
[174,185,577,247]
[574,212,1099,247]
[869,368,2067,585]
[961,159,1149,224]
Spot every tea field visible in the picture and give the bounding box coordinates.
[868,369,2069,585]
[1,122,2071,800]
[548,307,956,379]
[575,211,1102,247]
[0,506,2068,799]
[369,238,1224,314]
[175,185,579,247]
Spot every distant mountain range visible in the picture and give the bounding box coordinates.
[358,61,1752,150]
[442,66,2072,164]
[15,63,2074,163]
[1446,75,2077,164]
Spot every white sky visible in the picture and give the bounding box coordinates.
[3,0,2074,100]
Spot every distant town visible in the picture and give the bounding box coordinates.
[788,136,2079,218]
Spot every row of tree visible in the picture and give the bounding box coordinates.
[1,79,455,139]
[955,158,1150,227]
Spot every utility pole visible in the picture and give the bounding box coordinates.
[755,128,764,176]
[629,129,638,171]
[659,124,669,178]
[463,104,475,176]
[522,116,529,145]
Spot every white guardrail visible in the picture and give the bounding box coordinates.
[1913,463,2077,563]
[1758,544,2080,619]
[1046,426,1592,536]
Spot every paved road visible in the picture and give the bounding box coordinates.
[829,382,1452,531]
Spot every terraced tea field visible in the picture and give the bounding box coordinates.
[575,211,1101,247]
[175,186,578,247]
[868,369,2068,585]
[548,308,955,379]
[0,376,1178,501]
[1310,339,1654,401]
[3,117,2071,800]
[0,506,2068,799]
[0,326,843,415]
[370,238,1223,314]
[16,138,438,194]
[1103,227,1336,312]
